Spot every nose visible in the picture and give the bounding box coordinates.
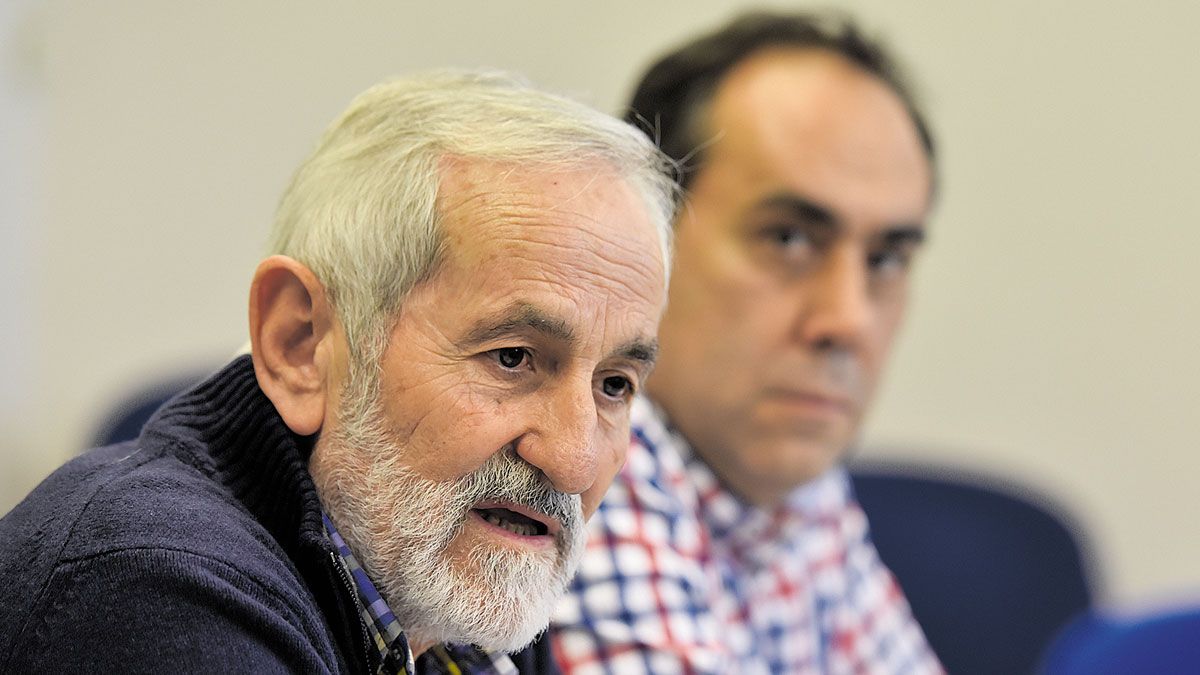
[514,377,600,496]
[794,244,872,352]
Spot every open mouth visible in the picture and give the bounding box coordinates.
[471,506,551,537]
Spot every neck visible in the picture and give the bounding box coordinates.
[686,443,789,509]
[407,634,434,659]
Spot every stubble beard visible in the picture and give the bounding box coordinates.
[310,362,587,654]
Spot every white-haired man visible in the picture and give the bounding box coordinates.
[0,71,674,673]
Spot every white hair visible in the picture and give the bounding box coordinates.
[268,70,677,367]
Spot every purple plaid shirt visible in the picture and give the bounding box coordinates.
[550,397,943,674]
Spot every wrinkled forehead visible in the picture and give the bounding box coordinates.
[440,157,662,260]
[430,157,668,308]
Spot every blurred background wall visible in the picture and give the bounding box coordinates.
[2,0,1196,606]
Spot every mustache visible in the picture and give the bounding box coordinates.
[452,449,583,545]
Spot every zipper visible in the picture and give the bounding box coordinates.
[328,550,375,671]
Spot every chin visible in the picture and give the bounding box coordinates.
[398,525,585,654]
[744,440,844,489]
[474,616,551,654]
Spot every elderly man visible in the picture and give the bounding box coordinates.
[550,12,943,674]
[0,71,674,673]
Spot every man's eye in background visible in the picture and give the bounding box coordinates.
[769,226,809,249]
[868,246,915,277]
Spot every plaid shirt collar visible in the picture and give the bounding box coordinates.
[642,397,853,570]
[321,512,517,675]
[550,396,943,673]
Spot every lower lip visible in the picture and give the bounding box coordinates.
[468,510,555,549]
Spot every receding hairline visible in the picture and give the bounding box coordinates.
[696,46,929,159]
[682,46,935,205]
[625,12,938,194]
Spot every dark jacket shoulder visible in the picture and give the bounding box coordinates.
[1,440,339,673]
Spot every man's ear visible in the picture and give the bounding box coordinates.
[248,255,342,436]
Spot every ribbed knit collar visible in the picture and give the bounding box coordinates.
[138,355,329,563]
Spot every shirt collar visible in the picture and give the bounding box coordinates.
[323,511,416,675]
[634,396,853,569]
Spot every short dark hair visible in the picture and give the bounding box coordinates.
[626,11,936,191]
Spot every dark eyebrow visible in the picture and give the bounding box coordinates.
[880,227,927,247]
[756,191,927,245]
[756,192,837,227]
[460,302,659,375]
[751,192,839,245]
[459,303,576,349]
[615,338,659,373]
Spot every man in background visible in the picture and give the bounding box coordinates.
[1,70,674,673]
[551,12,943,673]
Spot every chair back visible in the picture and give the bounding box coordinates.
[850,463,1095,675]
[90,370,211,448]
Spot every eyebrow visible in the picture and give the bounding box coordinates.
[754,191,927,245]
[459,302,659,369]
[615,337,659,374]
[460,303,576,349]
[880,227,927,247]
[754,193,837,245]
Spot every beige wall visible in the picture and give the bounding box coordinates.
[3,0,1197,605]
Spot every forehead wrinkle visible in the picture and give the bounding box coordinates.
[439,163,624,230]
[438,163,664,286]
[474,213,665,303]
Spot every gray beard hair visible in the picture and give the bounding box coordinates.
[312,362,587,654]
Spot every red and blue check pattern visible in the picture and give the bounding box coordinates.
[550,397,943,674]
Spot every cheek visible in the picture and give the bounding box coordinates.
[671,237,792,338]
[386,385,515,482]
[867,297,909,361]
[581,428,629,518]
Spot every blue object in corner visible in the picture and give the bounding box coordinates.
[1038,605,1200,674]
[850,463,1095,675]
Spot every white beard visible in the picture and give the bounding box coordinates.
[310,363,586,654]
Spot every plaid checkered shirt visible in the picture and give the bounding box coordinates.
[322,512,517,675]
[550,397,943,674]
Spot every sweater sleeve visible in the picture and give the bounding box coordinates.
[6,547,339,674]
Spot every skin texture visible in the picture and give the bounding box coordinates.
[360,159,666,518]
[645,48,933,508]
[250,158,666,655]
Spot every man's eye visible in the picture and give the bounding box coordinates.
[769,226,810,250]
[600,375,633,401]
[868,247,915,276]
[494,347,530,370]
[760,226,816,267]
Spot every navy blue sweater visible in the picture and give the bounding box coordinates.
[0,356,556,673]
